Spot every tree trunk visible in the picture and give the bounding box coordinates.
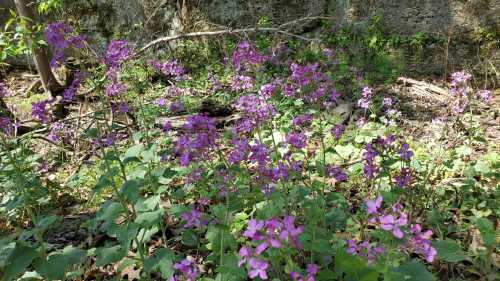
[13,0,63,96]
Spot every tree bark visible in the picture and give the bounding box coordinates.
[13,0,63,96]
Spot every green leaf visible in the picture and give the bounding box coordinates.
[335,249,378,281]
[36,215,61,233]
[120,179,143,203]
[144,248,175,279]
[433,240,469,262]
[392,260,434,281]
[206,226,237,253]
[134,195,160,212]
[215,254,247,281]
[211,204,229,222]
[3,243,38,281]
[474,218,497,247]
[108,223,139,245]
[122,144,144,163]
[95,201,125,223]
[334,144,356,159]
[181,230,199,247]
[95,245,127,267]
[33,246,85,280]
[135,208,164,227]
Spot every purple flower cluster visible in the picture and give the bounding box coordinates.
[366,196,407,238]
[395,168,412,187]
[0,117,15,135]
[325,165,348,182]
[234,94,275,133]
[331,124,345,140]
[148,59,186,81]
[450,71,472,96]
[346,239,385,264]
[357,87,373,109]
[175,114,219,166]
[232,41,267,71]
[110,101,129,113]
[63,71,84,102]
[231,75,254,91]
[286,132,308,149]
[258,80,280,99]
[364,196,437,262]
[104,40,131,70]
[293,114,313,127]
[399,143,413,161]
[242,216,304,253]
[290,264,319,281]
[476,90,492,103]
[363,136,412,179]
[47,121,70,144]
[92,132,126,148]
[181,208,207,228]
[383,97,393,107]
[170,101,184,113]
[32,98,55,123]
[104,40,131,98]
[44,22,85,67]
[105,81,128,97]
[363,143,379,179]
[448,70,492,114]
[409,224,437,262]
[284,62,333,104]
[170,257,199,281]
[239,216,304,279]
[0,82,10,97]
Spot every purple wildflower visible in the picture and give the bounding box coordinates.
[331,124,345,140]
[62,71,84,102]
[0,82,10,97]
[104,40,131,69]
[399,143,413,161]
[476,90,492,102]
[395,168,412,187]
[286,132,307,149]
[232,41,266,71]
[105,80,127,97]
[248,258,269,280]
[172,257,198,281]
[162,121,172,133]
[45,22,84,67]
[148,59,186,81]
[326,165,348,182]
[231,75,254,91]
[0,117,15,135]
[238,246,253,267]
[243,219,265,240]
[409,224,437,263]
[379,212,408,239]
[366,196,383,215]
[180,209,206,228]
[155,98,167,107]
[293,114,313,127]
[346,239,384,264]
[32,99,54,123]
[170,101,184,113]
[357,87,373,109]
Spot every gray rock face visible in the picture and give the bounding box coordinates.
[50,0,499,46]
[3,0,498,71]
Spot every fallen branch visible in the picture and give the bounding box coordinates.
[397,77,449,96]
[133,16,332,58]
